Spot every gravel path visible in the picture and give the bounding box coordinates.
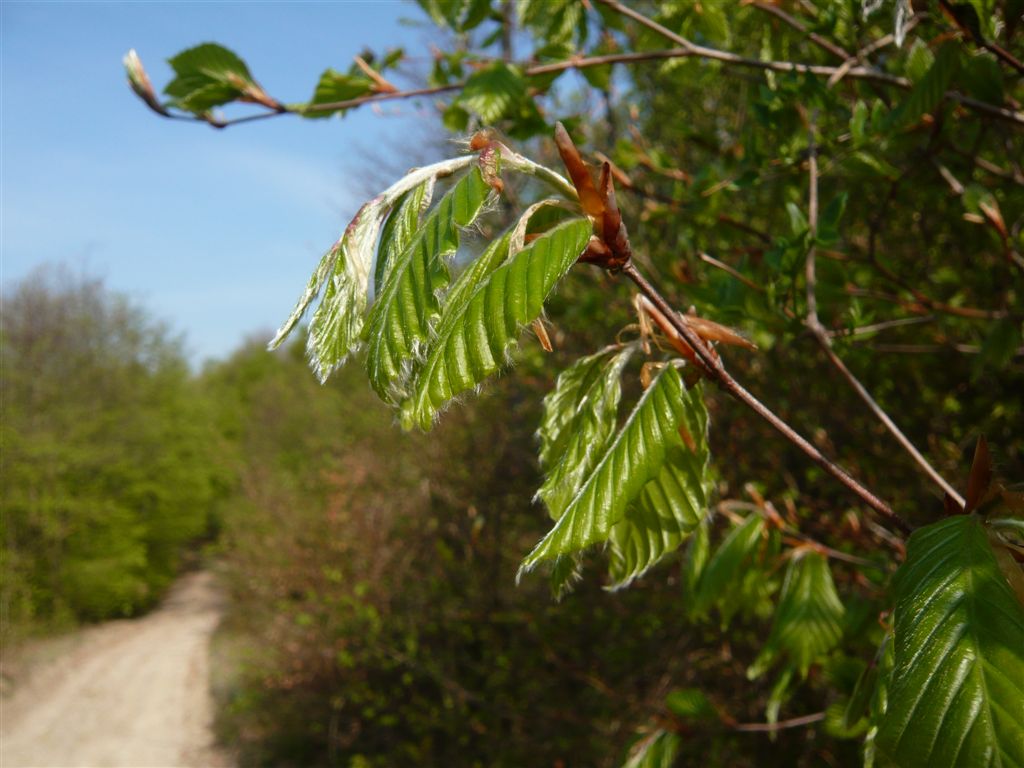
[1,570,231,768]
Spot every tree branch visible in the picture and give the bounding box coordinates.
[803,117,966,508]
[596,0,1024,127]
[622,260,911,535]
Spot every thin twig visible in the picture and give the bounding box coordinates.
[828,315,935,338]
[803,121,965,507]
[699,252,764,291]
[142,17,1024,130]
[622,261,911,535]
[733,712,826,733]
[718,500,885,568]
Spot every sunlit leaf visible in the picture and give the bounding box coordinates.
[401,218,591,429]
[364,166,492,402]
[164,43,262,112]
[888,42,960,130]
[270,156,476,381]
[537,345,635,519]
[877,515,1024,768]
[519,365,691,576]
[304,68,374,118]
[608,385,710,589]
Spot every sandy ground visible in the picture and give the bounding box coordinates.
[1,570,231,768]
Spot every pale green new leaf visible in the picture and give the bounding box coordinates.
[519,365,689,576]
[621,730,680,768]
[537,344,635,520]
[287,196,392,380]
[270,155,477,380]
[364,166,491,402]
[608,385,711,589]
[877,515,1024,768]
[401,217,591,429]
[748,551,845,679]
[375,183,434,298]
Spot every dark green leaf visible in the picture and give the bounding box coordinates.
[877,515,1024,768]
[888,42,961,130]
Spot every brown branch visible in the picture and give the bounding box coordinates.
[828,315,935,338]
[142,19,1024,129]
[938,0,1024,75]
[733,712,826,733]
[623,261,911,535]
[803,117,965,506]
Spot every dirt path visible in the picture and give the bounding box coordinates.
[1,570,231,768]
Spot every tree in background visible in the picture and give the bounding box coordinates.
[1,268,223,634]
[129,1,1023,765]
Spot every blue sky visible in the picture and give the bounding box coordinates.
[2,1,447,364]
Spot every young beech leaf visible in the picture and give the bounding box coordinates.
[621,730,680,768]
[269,155,476,381]
[608,385,711,589]
[164,43,267,113]
[364,166,492,403]
[877,515,1024,768]
[688,514,766,620]
[747,550,845,679]
[400,217,592,430]
[519,365,691,577]
[537,345,635,520]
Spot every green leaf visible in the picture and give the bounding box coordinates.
[401,218,591,429]
[270,155,476,380]
[665,688,717,720]
[905,39,935,83]
[457,62,528,124]
[962,53,1003,109]
[748,551,845,678]
[274,195,391,380]
[622,730,680,768]
[537,345,635,520]
[519,365,691,576]
[817,192,848,245]
[888,42,961,130]
[364,167,492,403]
[689,514,765,619]
[877,515,1024,768]
[304,68,373,118]
[164,43,257,112]
[850,100,869,145]
[608,385,710,589]
[786,202,808,236]
[375,183,434,298]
